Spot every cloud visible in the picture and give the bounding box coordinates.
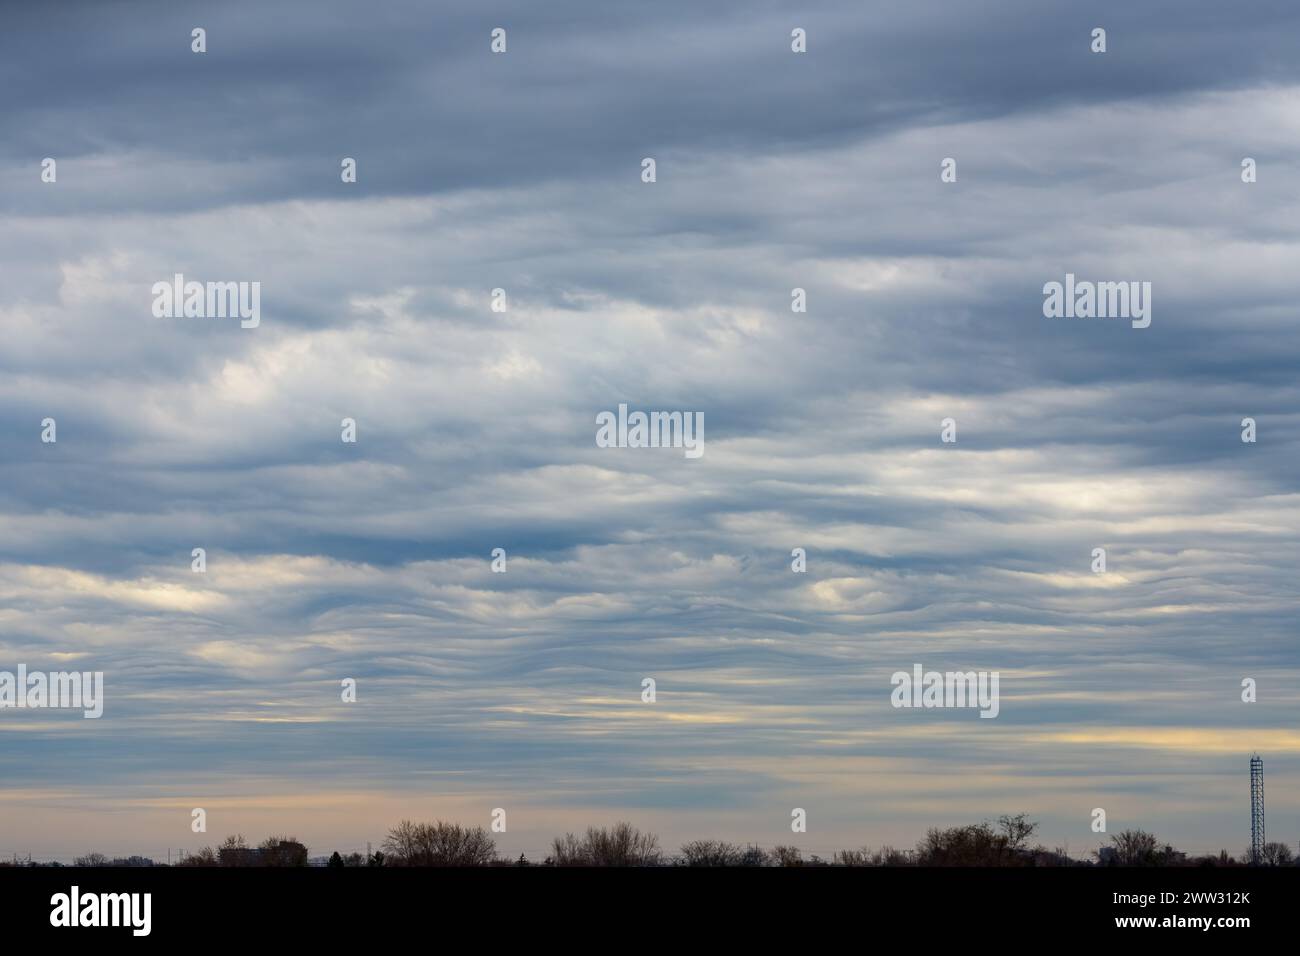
[1,0,1297,860]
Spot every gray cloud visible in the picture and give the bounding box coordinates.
[0,0,1297,861]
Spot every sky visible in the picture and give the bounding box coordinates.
[1,0,1298,863]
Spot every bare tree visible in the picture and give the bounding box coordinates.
[916,823,1011,866]
[679,840,742,867]
[549,832,584,865]
[382,820,497,866]
[769,845,804,867]
[1259,842,1294,866]
[74,852,109,867]
[1106,829,1160,866]
[913,814,1042,866]
[176,846,218,867]
[549,822,661,866]
[737,844,768,867]
[997,813,1037,851]
[835,845,911,866]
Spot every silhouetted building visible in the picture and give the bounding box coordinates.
[218,847,264,867]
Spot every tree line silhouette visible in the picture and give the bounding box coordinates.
[10,814,1293,867]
